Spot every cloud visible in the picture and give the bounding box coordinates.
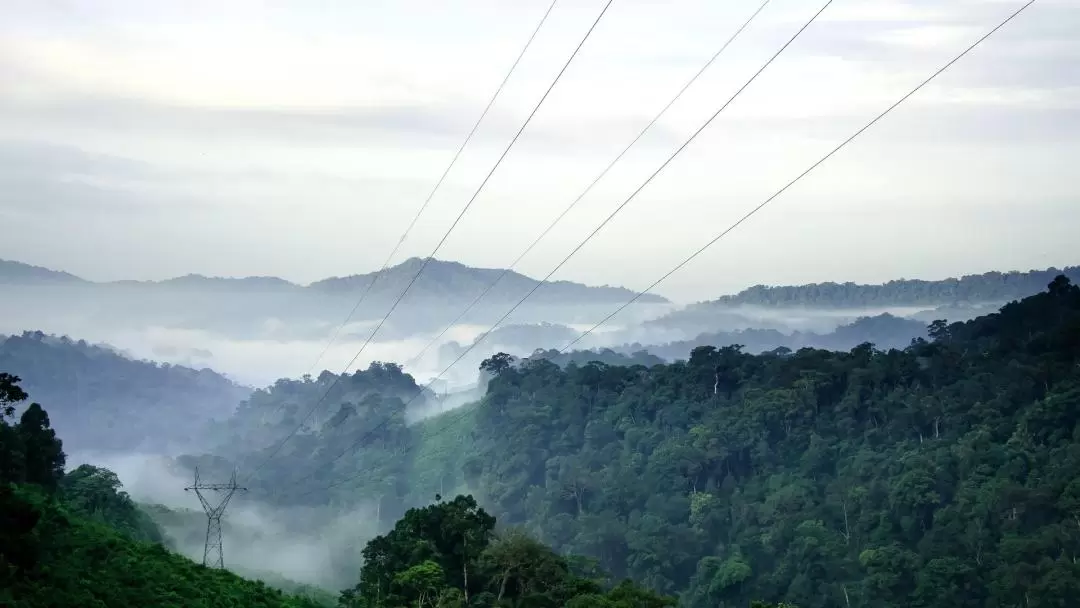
[0,0,1075,301]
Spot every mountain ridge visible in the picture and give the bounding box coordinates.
[0,256,668,303]
[695,265,1080,308]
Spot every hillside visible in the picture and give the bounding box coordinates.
[0,373,676,607]
[0,373,326,608]
[206,276,1080,607]
[0,331,249,453]
[455,276,1080,606]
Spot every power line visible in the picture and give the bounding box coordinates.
[557,0,1038,353]
[400,0,834,395]
[302,0,561,381]
[235,0,558,469]
[241,0,617,481]
[280,0,1033,497]
[402,0,772,370]
[282,0,834,487]
[240,1,560,444]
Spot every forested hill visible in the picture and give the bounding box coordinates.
[0,373,325,608]
[201,276,1080,607]
[0,331,249,453]
[0,373,679,607]
[457,276,1080,606]
[697,265,1080,308]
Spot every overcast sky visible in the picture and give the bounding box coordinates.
[1,0,1076,302]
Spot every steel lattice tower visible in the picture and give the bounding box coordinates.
[184,468,246,569]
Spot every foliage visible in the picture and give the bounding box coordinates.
[174,277,1080,606]
[458,277,1080,606]
[529,347,666,369]
[0,484,325,608]
[339,494,675,608]
[60,463,169,545]
[187,362,428,522]
[0,373,65,489]
[0,376,327,607]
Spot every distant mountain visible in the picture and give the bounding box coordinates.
[309,257,668,304]
[701,266,1080,309]
[140,274,302,293]
[0,331,249,453]
[0,256,667,304]
[0,259,86,284]
[646,266,1080,337]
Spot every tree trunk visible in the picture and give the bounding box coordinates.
[497,569,510,603]
[841,499,851,545]
[462,535,469,604]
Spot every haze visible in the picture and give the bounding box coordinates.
[1,0,1079,600]
[2,0,1077,302]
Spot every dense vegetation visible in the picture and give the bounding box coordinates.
[531,348,666,369]
[338,494,675,608]
[0,371,688,607]
[0,331,249,453]
[0,373,326,607]
[459,276,1080,606]
[207,277,1080,607]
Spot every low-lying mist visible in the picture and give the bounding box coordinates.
[68,450,380,591]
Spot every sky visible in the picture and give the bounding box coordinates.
[1,0,1077,302]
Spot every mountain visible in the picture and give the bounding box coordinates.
[644,265,1080,340]
[0,257,670,344]
[197,276,1080,607]
[310,257,668,305]
[0,259,85,285]
[0,256,667,304]
[0,331,250,454]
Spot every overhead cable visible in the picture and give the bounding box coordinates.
[241,0,617,480]
[289,0,835,484]
[402,0,772,370]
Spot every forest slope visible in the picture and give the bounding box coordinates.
[459,276,1080,606]
[0,373,324,608]
[1,372,679,607]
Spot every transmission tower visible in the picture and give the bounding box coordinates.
[184,467,246,569]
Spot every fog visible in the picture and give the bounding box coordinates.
[0,293,985,390]
[68,450,381,590]
[8,260,1068,594]
[0,289,662,388]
